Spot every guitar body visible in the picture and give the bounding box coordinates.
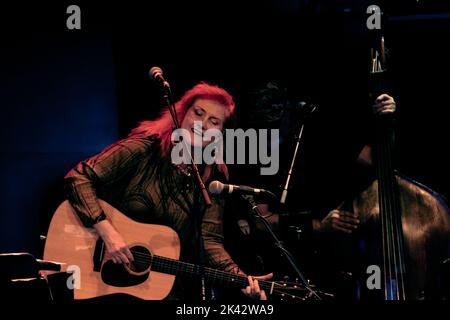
[44,200,180,300]
[44,200,312,301]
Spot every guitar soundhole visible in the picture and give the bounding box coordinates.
[101,245,152,287]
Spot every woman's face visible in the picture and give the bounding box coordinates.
[181,98,227,147]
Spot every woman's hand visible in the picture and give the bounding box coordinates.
[373,94,396,115]
[94,220,134,265]
[242,273,273,300]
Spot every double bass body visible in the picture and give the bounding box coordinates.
[341,173,450,300]
[330,32,450,300]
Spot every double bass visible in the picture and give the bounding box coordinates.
[331,34,450,300]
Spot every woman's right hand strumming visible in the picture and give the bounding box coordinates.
[93,220,134,265]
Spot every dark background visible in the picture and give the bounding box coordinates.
[1,1,449,263]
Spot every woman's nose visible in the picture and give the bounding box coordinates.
[193,119,204,129]
[203,122,212,130]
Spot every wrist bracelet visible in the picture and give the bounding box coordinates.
[93,211,107,224]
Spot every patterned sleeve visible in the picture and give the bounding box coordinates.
[202,193,245,275]
[64,136,152,227]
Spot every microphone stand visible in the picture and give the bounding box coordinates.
[158,80,210,301]
[253,102,321,299]
[280,103,317,204]
[240,194,322,300]
[280,123,305,204]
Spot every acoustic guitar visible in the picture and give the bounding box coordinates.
[44,200,308,300]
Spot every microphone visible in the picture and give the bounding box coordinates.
[209,180,269,196]
[296,101,318,116]
[149,66,170,89]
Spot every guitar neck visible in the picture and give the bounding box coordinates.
[152,255,273,292]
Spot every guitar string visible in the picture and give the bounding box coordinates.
[107,252,305,295]
[120,254,255,287]
[107,259,305,299]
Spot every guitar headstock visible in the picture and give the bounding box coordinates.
[265,280,334,301]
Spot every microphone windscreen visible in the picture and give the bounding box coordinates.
[149,66,163,79]
[208,180,224,194]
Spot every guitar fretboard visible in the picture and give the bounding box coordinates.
[151,255,274,293]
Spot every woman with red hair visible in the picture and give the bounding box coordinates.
[64,82,269,300]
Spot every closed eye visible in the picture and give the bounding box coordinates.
[195,108,203,116]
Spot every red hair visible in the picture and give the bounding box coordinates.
[129,82,236,180]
